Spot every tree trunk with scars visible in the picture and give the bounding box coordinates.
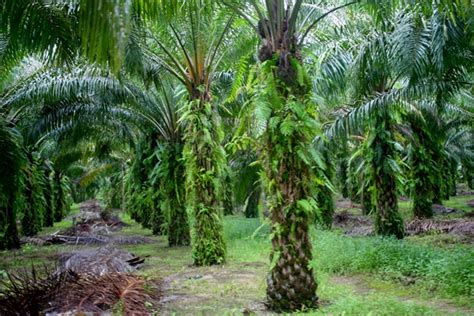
[253,4,325,309]
[258,58,319,310]
[264,125,318,310]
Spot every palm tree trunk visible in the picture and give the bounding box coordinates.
[165,144,190,247]
[150,189,165,235]
[167,195,190,246]
[466,166,474,189]
[361,181,374,215]
[265,138,318,311]
[54,172,64,222]
[22,155,42,236]
[374,172,403,238]
[410,129,434,218]
[22,172,41,236]
[412,160,434,218]
[338,159,349,198]
[348,165,361,203]
[223,170,234,216]
[371,114,404,239]
[43,174,55,227]
[0,190,20,250]
[244,186,261,218]
[260,58,318,311]
[183,94,226,265]
[315,184,334,229]
[337,142,350,199]
[448,160,457,196]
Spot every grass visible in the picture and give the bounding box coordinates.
[120,213,472,314]
[399,194,473,221]
[312,230,473,301]
[1,196,472,315]
[444,195,474,213]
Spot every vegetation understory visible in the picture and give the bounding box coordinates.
[1,193,472,315]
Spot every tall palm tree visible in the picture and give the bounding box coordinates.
[323,0,473,232]
[140,4,244,265]
[3,59,196,246]
[225,0,358,310]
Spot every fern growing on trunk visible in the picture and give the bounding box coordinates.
[182,96,226,265]
[368,113,404,239]
[255,57,320,311]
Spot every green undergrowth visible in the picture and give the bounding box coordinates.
[312,230,473,303]
[1,205,472,314]
[398,194,474,221]
[223,215,473,302]
[311,275,446,316]
[39,202,81,235]
[123,214,472,313]
[444,195,474,213]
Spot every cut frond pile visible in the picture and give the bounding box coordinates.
[57,246,144,275]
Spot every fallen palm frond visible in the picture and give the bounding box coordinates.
[406,218,474,238]
[57,247,144,275]
[0,265,78,316]
[79,199,103,212]
[332,211,474,240]
[0,266,159,315]
[22,233,152,246]
[51,272,153,314]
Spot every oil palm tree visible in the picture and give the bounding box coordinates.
[224,0,358,310]
[139,4,245,265]
[323,0,473,233]
[3,59,196,246]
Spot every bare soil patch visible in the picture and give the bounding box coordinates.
[159,264,270,315]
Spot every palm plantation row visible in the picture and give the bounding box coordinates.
[0,0,473,312]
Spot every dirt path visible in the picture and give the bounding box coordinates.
[157,263,271,315]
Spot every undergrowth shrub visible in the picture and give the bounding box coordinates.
[312,230,473,297]
[222,216,473,297]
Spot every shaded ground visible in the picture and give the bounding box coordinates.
[334,197,474,243]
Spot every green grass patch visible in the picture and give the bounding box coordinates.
[312,229,474,300]
[444,195,474,213]
[2,208,472,314]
